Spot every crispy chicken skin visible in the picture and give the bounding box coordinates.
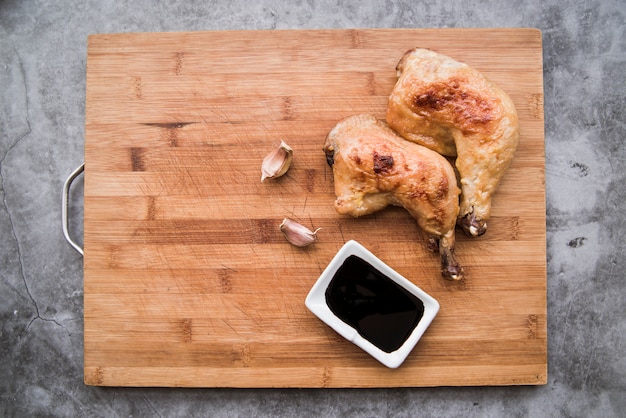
[324,114,463,280]
[386,48,519,236]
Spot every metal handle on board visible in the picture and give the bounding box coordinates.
[62,163,84,256]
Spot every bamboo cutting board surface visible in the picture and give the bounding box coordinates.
[83,28,546,387]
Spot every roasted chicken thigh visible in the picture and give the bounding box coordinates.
[386,48,519,236]
[324,114,463,280]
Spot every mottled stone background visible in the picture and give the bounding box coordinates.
[1,0,624,416]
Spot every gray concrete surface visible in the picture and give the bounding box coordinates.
[1,0,624,416]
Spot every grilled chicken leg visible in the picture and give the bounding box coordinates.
[324,114,463,280]
[386,48,519,236]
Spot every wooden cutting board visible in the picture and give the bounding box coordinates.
[83,28,546,387]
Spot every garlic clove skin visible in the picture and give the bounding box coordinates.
[279,218,321,247]
[261,140,293,182]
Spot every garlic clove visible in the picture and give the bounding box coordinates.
[279,218,321,247]
[261,140,293,182]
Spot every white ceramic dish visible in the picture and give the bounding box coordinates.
[305,240,440,369]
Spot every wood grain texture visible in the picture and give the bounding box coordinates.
[84,28,546,387]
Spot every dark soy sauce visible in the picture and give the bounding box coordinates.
[325,255,425,353]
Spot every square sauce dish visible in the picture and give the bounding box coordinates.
[305,240,440,369]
